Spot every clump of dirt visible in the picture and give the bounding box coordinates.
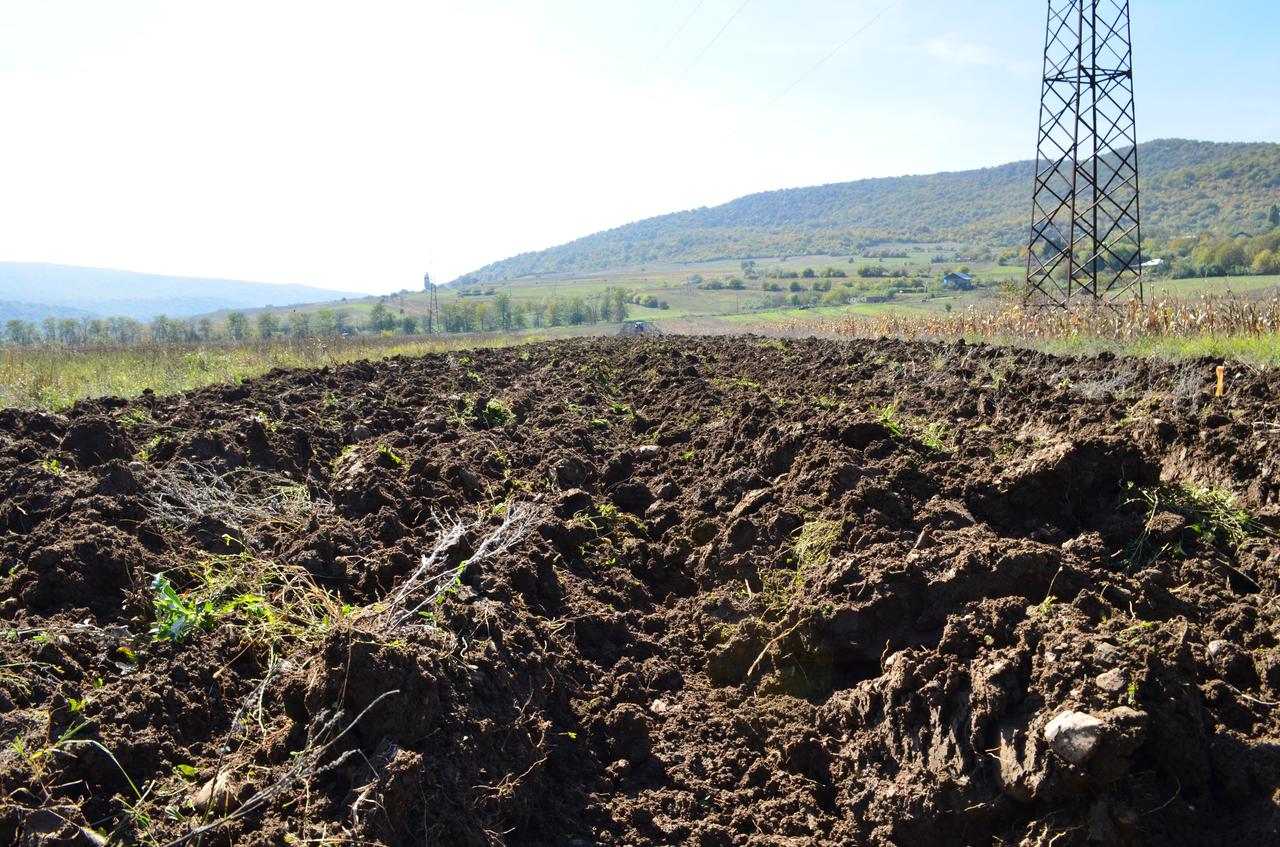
[2,336,1278,846]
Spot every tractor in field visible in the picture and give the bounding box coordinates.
[618,320,663,337]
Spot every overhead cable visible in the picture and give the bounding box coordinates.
[745,0,905,122]
[632,0,709,90]
[660,0,752,101]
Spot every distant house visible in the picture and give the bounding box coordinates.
[1141,257,1164,268]
[941,272,974,290]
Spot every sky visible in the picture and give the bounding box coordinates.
[2,0,1278,295]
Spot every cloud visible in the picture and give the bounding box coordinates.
[923,37,1036,76]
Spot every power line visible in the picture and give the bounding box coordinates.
[632,0,709,90]
[660,0,751,101]
[745,0,905,123]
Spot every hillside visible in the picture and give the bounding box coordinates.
[0,300,96,324]
[0,263,363,323]
[467,139,1280,281]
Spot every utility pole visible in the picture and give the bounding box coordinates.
[1026,0,1143,307]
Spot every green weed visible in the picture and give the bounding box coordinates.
[150,572,235,640]
[1123,482,1261,571]
[794,519,840,571]
[118,408,149,429]
[480,398,514,427]
[760,519,840,618]
[913,419,955,452]
[872,402,904,436]
[150,556,336,646]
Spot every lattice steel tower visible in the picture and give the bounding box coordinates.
[424,271,440,333]
[1026,0,1143,307]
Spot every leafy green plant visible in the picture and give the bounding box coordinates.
[41,458,63,476]
[759,558,804,619]
[118,408,149,429]
[149,555,333,647]
[137,435,164,463]
[1166,484,1259,546]
[573,502,624,535]
[1120,619,1155,644]
[565,399,612,429]
[480,398,514,427]
[150,573,220,640]
[377,445,403,466]
[816,394,840,410]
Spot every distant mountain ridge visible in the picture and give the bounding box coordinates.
[0,300,96,323]
[465,139,1280,281]
[0,263,363,324]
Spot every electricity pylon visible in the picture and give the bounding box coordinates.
[424,271,439,333]
[1026,0,1143,307]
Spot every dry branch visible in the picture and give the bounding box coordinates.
[141,459,329,543]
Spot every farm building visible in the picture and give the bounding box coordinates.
[941,271,974,290]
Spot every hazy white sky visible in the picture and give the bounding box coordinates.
[2,1,1277,294]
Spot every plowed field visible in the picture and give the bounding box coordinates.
[2,336,1278,846]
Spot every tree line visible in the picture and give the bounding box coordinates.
[0,287,638,346]
[1148,224,1280,278]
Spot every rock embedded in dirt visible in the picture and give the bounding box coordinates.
[1095,668,1127,695]
[1044,710,1105,765]
[655,480,680,501]
[191,771,249,816]
[19,809,107,847]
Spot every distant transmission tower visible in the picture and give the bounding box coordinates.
[1026,0,1143,307]
[424,271,440,333]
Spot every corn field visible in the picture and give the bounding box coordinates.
[763,293,1280,344]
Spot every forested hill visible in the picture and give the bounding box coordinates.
[466,139,1280,281]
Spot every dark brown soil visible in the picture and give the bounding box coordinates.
[2,336,1278,846]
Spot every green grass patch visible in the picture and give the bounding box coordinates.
[0,333,568,411]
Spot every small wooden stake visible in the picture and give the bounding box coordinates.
[1215,366,1225,397]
